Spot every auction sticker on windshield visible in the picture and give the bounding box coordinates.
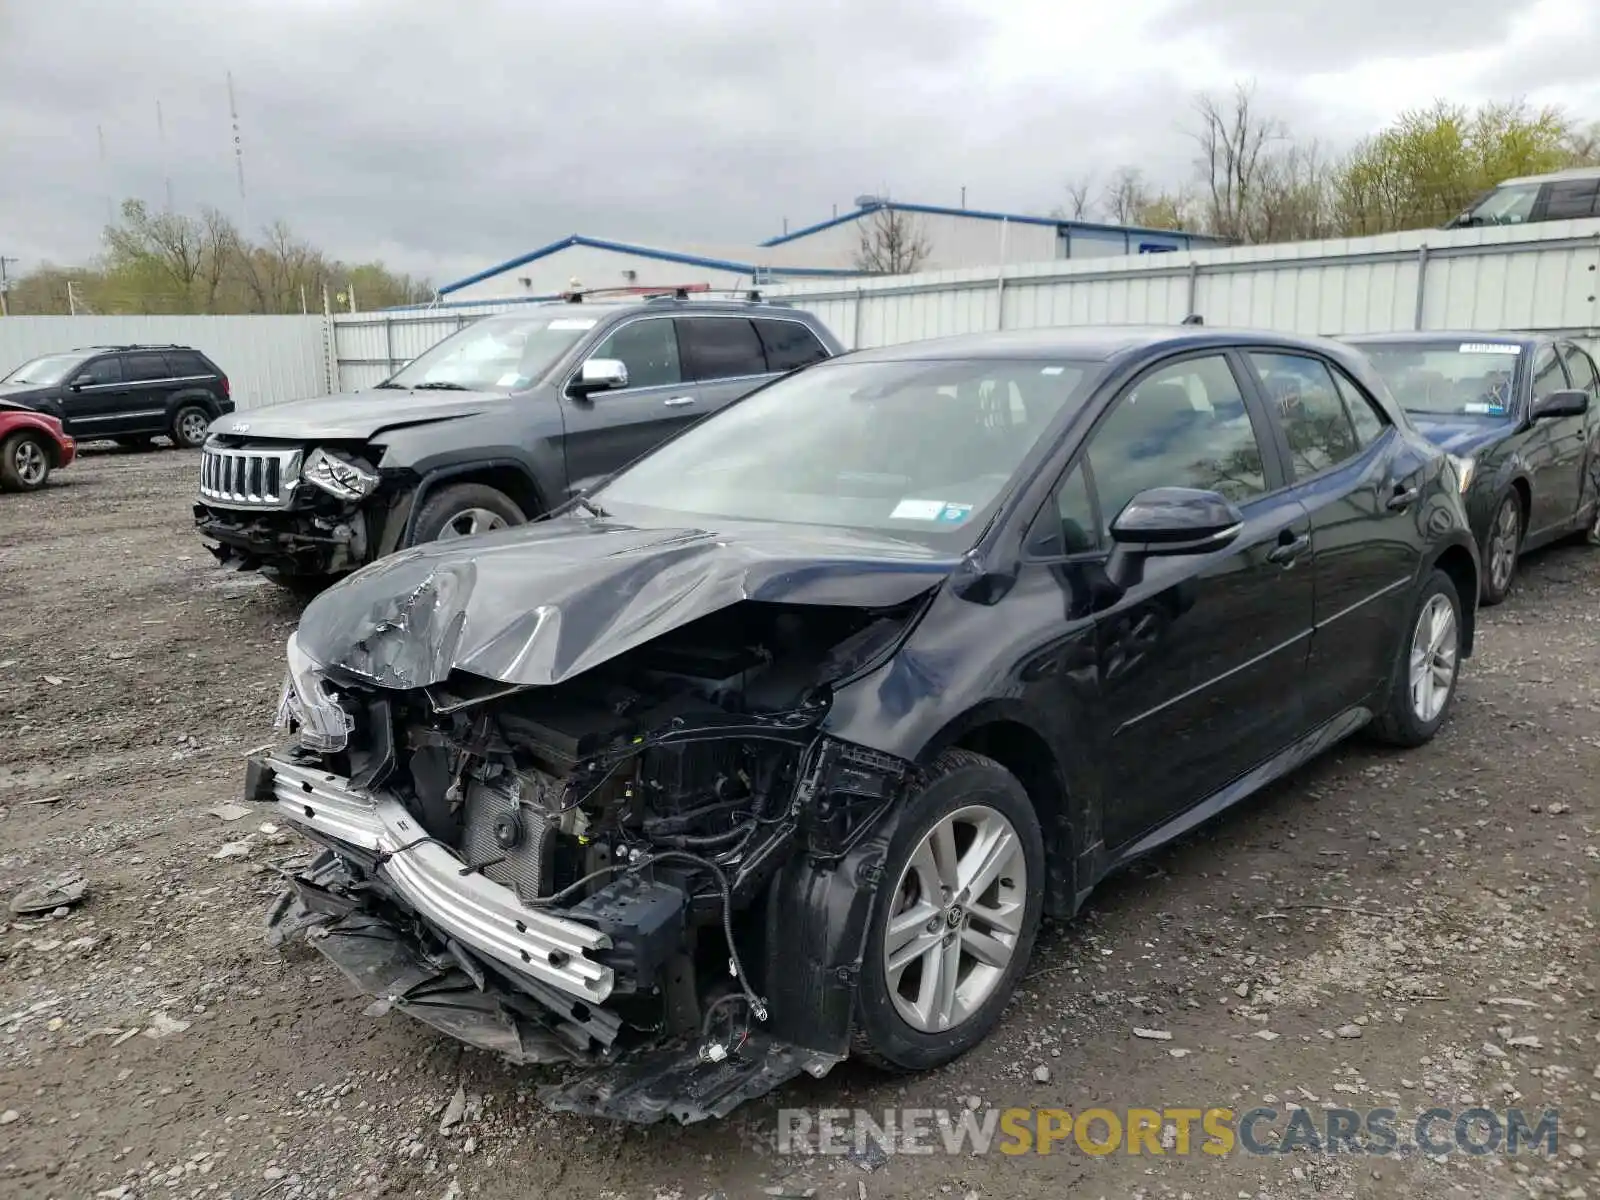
[1460,342,1521,354]
[891,499,975,523]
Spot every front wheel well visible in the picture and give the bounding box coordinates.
[1431,544,1478,655]
[949,719,1075,916]
[420,464,546,522]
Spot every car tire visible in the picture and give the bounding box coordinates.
[410,483,526,544]
[1478,491,1522,606]
[850,749,1046,1073]
[171,406,212,449]
[0,432,52,492]
[1370,569,1464,748]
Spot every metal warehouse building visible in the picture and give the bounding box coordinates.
[761,199,1227,266]
[434,199,1225,304]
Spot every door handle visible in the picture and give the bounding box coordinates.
[1267,532,1311,566]
[1386,484,1420,511]
[663,396,696,407]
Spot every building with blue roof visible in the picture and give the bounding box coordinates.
[433,199,1226,304]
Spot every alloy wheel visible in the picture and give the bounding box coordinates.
[178,411,210,445]
[1408,593,1458,723]
[882,804,1028,1034]
[438,508,509,539]
[1488,500,1519,593]
[13,439,46,486]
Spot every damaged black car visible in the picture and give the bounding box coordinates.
[251,326,1479,1123]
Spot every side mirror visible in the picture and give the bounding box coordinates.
[571,358,628,396]
[1109,487,1243,556]
[1532,389,1589,420]
[68,378,90,391]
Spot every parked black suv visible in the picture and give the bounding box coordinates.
[193,293,843,590]
[0,344,232,449]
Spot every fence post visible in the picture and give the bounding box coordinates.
[1186,259,1200,319]
[1413,245,1429,331]
[852,288,864,350]
[384,315,396,376]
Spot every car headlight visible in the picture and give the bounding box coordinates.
[275,632,354,753]
[1445,454,1476,495]
[302,447,380,501]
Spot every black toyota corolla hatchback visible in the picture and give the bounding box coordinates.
[253,326,1479,1123]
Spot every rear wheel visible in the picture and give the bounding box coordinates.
[1371,569,1463,747]
[1479,491,1522,606]
[411,483,526,544]
[851,749,1045,1072]
[171,406,211,448]
[0,432,52,492]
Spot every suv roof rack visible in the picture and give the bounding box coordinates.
[72,343,189,351]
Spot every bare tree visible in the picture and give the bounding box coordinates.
[1101,167,1152,225]
[1053,173,1097,221]
[197,206,243,313]
[1192,82,1284,242]
[853,206,932,274]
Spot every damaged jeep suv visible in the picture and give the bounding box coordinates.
[252,327,1479,1123]
[195,294,840,589]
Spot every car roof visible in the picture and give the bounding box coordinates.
[839,325,1360,364]
[482,298,811,320]
[1341,331,1544,350]
[1496,166,1600,187]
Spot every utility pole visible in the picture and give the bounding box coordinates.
[0,256,18,317]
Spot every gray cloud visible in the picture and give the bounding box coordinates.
[0,0,1593,288]
[1161,0,1519,67]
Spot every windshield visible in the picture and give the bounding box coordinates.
[1,353,90,387]
[1351,341,1522,418]
[383,312,598,391]
[1465,183,1540,226]
[596,357,1099,545]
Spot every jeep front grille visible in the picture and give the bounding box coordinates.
[200,447,302,509]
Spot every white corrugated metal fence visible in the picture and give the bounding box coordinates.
[329,221,1600,391]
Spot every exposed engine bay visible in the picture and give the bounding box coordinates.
[259,599,920,1123]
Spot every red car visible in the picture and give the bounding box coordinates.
[0,400,76,492]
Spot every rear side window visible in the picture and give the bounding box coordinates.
[1559,344,1599,396]
[1329,367,1390,447]
[678,317,766,382]
[123,352,170,382]
[165,350,214,377]
[79,357,122,385]
[754,319,828,372]
[1531,346,1569,404]
[1543,179,1600,221]
[1250,352,1363,478]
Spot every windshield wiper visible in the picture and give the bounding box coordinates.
[572,494,609,518]
[371,381,405,389]
[409,380,471,391]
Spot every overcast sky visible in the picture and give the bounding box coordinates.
[2,0,1596,288]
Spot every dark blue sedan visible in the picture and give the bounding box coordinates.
[1344,331,1600,604]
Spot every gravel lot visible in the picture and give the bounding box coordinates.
[1,448,1596,1200]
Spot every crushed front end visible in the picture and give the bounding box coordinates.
[195,437,386,577]
[252,601,917,1123]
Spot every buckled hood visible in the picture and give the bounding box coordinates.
[214,389,506,442]
[294,517,959,690]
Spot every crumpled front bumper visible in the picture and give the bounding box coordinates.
[251,751,614,1001]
